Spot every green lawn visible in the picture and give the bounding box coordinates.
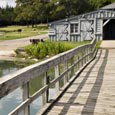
[0,24,48,40]
[96,40,102,48]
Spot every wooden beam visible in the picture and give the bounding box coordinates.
[55,65,60,97]
[103,19,110,27]
[63,60,68,85]
[22,82,30,115]
[42,72,49,106]
[1,38,96,115]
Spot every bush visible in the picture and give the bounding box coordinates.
[25,41,90,60]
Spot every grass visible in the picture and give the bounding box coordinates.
[0,24,48,40]
[96,40,102,48]
[25,40,90,60]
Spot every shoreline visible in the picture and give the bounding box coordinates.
[0,50,16,61]
[0,34,48,61]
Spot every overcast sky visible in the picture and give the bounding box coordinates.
[0,0,16,8]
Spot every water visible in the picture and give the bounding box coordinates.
[0,61,54,115]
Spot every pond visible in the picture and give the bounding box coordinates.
[0,61,54,115]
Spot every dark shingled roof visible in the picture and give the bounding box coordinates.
[101,3,115,10]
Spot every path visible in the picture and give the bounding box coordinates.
[100,40,115,49]
[41,49,115,115]
[0,34,48,59]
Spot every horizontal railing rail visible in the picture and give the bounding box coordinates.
[0,38,96,115]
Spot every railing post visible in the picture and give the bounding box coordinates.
[55,65,60,97]
[64,60,68,85]
[77,55,80,70]
[87,46,89,61]
[84,48,86,64]
[42,72,49,106]
[46,75,49,102]
[79,53,82,68]
[81,50,84,66]
[90,44,93,59]
[85,47,88,64]
[70,56,74,78]
[91,40,96,58]
[22,82,30,115]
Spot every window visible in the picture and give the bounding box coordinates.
[70,24,78,33]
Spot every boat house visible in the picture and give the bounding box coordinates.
[48,3,115,41]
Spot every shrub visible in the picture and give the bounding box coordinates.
[25,41,90,60]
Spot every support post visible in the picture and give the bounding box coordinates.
[89,45,92,59]
[70,56,74,78]
[77,55,80,70]
[64,60,68,85]
[46,75,49,102]
[88,46,90,61]
[55,65,60,97]
[87,46,89,62]
[81,51,84,66]
[79,54,82,69]
[91,45,93,58]
[84,48,87,64]
[42,72,49,106]
[22,82,30,115]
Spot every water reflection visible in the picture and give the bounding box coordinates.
[0,88,22,115]
[0,61,23,115]
[0,60,22,77]
[0,61,55,115]
[0,61,42,115]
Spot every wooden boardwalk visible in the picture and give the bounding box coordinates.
[43,49,115,115]
[0,39,96,115]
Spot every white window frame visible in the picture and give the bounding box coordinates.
[70,23,79,33]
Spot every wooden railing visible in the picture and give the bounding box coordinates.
[0,38,96,115]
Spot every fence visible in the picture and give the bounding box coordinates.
[0,38,96,115]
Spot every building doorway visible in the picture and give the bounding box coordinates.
[103,19,115,40]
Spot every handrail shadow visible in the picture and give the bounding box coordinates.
[44,49,108,115]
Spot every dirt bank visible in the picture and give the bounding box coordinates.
[0,34,48,60]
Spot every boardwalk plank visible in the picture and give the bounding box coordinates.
[39,49,115,115]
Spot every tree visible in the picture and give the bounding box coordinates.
[89,0,115,9]
[13,0,115,25]
[49,0,91,20]
[14,0,92,23]
[15,0,52,25]
[14,0,35,26]
[0,5,16,26]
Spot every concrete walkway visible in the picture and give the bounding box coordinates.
[100,40,115,49]
[0,34,48,59]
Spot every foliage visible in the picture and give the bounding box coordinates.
[89,0,115,9]
[0,6,16,26]
[14,0,91,22]
[25,40,90,59]
[0,0,115,26]
[14,0,115,23]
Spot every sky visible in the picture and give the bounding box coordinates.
[0,0,16,8]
